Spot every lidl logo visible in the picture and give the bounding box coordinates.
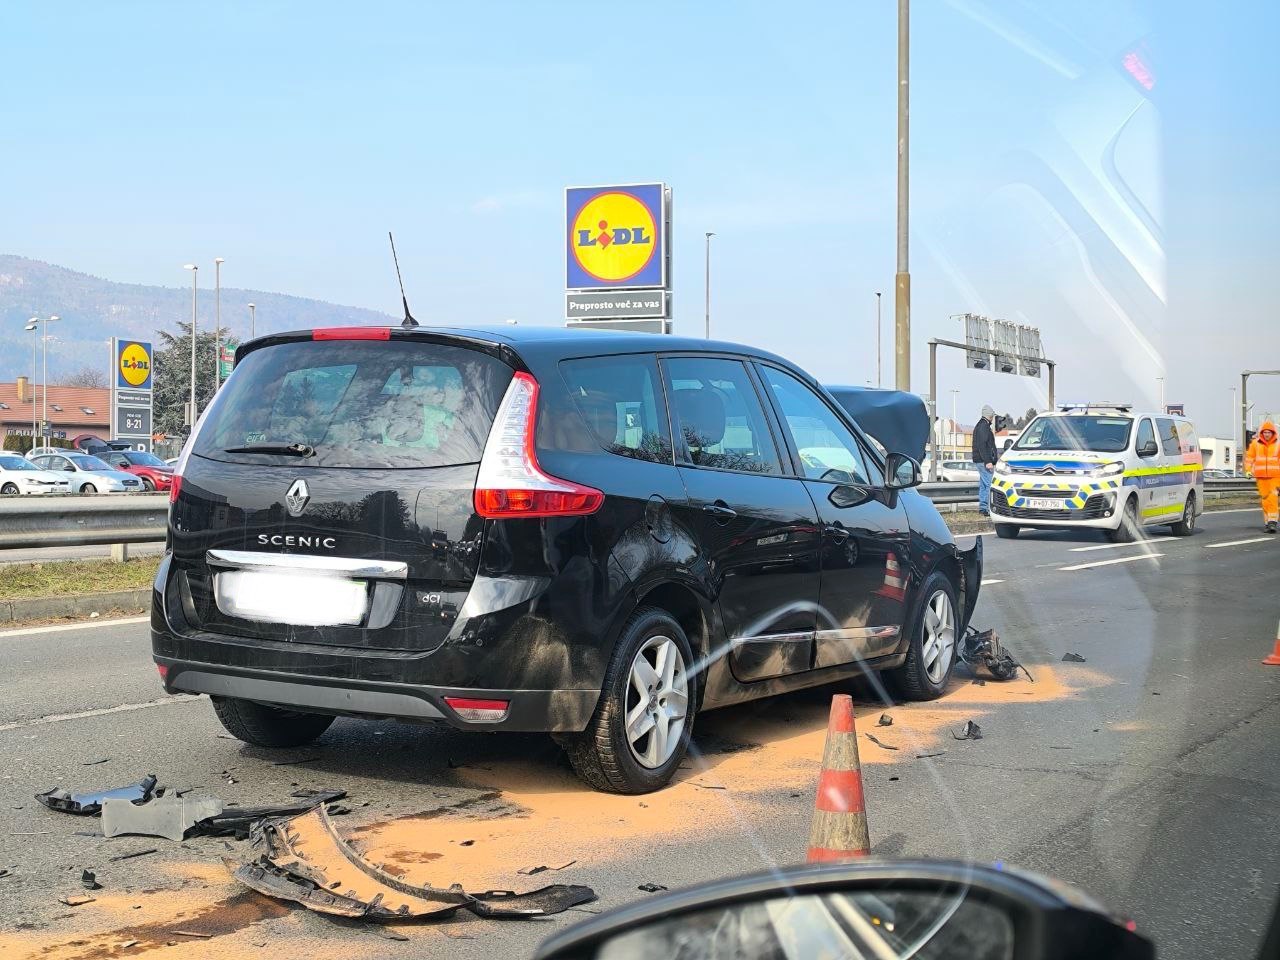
[566,183,666,290]
[116,340,153,390]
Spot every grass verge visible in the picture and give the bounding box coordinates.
[0,556,161,601]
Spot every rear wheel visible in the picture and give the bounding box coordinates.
[1,483,18,496]
[1170,493,1197,536]
[995,523,1019,539]
[564,607,695,794]
[211,697,335,748]
[141,476,155,492]
[889,571,959,701]
[1106,497,1141,543]
[80,483,97,495]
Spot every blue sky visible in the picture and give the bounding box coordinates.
[4,1,1277,436]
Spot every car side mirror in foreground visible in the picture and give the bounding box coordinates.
[534,860,1155,960]
[884,452,922,490]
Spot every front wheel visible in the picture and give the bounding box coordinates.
[1106,497,1141,543]
[211,697,335,748]
[889,571,959,701]
[80,483,97,495]
[564,607,696,794]
[0,483,18,496]
[1170,493,1197,536]
[995,523,1019,539]
[141,476,155,492]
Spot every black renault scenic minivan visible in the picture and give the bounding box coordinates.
[154,326,982,793]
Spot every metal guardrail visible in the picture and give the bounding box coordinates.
[0,479,1259,551]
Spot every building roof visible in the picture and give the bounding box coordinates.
[0,382,110,427]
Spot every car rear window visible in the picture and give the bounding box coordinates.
[193,339,513,469]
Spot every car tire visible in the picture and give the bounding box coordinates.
[1,483,18,496]
[563,606,696,794]
[80,483,97,494]
[1106,496,1141,543]
[1170,493,1197,536]
[141,477,155,492]
[210,696,335,748]
[995,523,1019,539]
[889,570,959,702]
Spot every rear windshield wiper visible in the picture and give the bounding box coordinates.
[222,442,316,458]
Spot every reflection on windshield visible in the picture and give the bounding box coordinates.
[597,889,1013,960]
[1013,416,1132,453]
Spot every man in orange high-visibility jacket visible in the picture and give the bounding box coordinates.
[1245,420,1280,534]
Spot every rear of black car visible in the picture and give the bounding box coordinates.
[152,327,610,733]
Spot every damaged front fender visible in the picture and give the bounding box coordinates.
[957,536,983,632]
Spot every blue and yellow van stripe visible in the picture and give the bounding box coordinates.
[992,462,1201,512]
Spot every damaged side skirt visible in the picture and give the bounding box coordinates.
[233,805,595,922]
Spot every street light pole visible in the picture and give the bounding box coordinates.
[248,303,256,340]
[894,0,911,390]
[25,320,39,441]
[875,292,882,387]
[184,264,198,426]
[39,316,59,440]
[950,388,959,457]
[704,232,714,339]
[1157,376,1165,412]
[214,258,224,391]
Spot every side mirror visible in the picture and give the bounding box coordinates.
[884,452,921,490]
[534,861,1154,960]
[1137,440,1158,458]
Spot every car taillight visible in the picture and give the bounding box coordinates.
[443,697,509,723]
[168,473,182,504]
[473,372,604,519]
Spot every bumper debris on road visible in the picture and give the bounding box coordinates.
[36,774,158,815]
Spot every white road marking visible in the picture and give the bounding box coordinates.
[1059,553,1164,571]
[981,578,1005,585]
[1206,537,1272,549]
[0,694,201,733]
[0,615,149,641]
[1069,542,1141,553]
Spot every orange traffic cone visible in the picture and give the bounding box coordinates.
[874,551,907,603]
[806,694,871,862]
[1264,620,1280,666]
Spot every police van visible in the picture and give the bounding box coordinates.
[990,403,1204,541]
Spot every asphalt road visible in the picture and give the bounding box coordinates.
[1,508,1277,960]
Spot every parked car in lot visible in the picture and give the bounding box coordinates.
[1203,467,1237,479]
[155,326,982,793]
[936,460,981,482]
[0,454,72,495]
[29,452,144,494]
[102,449,175,492]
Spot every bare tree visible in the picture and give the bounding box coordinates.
[61,366,108,389]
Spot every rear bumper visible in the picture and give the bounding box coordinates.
[157,658,599,732]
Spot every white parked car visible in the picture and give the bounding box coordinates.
[0,454,72,495]
[29,452,145,494]
[938,459,981,482]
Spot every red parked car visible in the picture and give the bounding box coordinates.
[102,450,174,492]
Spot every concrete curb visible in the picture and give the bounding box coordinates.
[0,588,151,624]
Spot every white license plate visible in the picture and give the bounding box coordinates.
[214,570,368,626]
[1026,497,1068,511]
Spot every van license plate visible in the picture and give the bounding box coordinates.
[1026,497,1067,511]
[214,570,367,626]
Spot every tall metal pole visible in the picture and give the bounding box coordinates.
[928,340,938,480]
[704,233,714,339]
[1241,373,1249,458]
[875,292,882,387]
[29,323,38,441]
[894,0,911,390]
[184,264,198,426]
[248,303,256,340]
[1230,387,1237,463]
[214,258,224,390]
[950,388,959,457]
[1157,376,1165,412]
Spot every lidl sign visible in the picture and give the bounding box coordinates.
[116,340,153,390]
[566,183,667,290]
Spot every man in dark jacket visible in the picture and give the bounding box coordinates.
[972,405,999,516]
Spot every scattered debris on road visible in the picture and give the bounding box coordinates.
[960,627,1034,682]
[916,752,946,759]
[864,733,899,751]
[953,720,984,741]
[638,883,668,893]
[878,713,893,726]
[108,847,157,862]
[36,774,158,815]
[58,893,95,907]
[1061,652,1087,663]
[102,789,224,842]
[518,860,577,875]
[81,758,111,766]
[80,869,101,890]
[231,805,595,922]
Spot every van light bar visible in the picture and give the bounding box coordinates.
[443,697,510,723]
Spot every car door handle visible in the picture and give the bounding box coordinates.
[703,502,738,521]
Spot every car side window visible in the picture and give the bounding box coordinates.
[557,355,673,464]
[1156,417,1180,457]
[757,365,872,484]
[107,453,128,468]
[1136,419,1157,456]
[662,357,782,476]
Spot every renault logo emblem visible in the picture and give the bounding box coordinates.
[285,479,310,517]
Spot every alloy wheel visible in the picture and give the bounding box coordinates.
[624,635,689,769]
[922,590,957,685]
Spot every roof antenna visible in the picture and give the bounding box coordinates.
[388,231,418,328]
